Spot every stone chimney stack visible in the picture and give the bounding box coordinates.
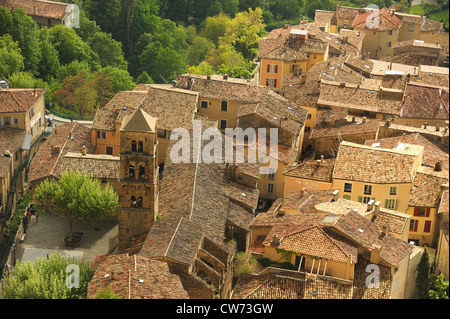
[370,244,382,264]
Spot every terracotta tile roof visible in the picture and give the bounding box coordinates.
[0,0,70,20]
[307,25,359,57]
[277,225,357,263]
[87,253,189,299]
[148,126,259,262]
[92,86,198,132]
[420,18,444,32]
[266,23,310,40]
[352,257,392,299]
[314,198,374,217]
[282,81,321,107]
[139,217,204,266]
[283,158,335,183]
[439,189,449,215]
[310,111,381,139]
[317,80,403,116]
[343,55,374,75]
[372,208,410,235]
[177,74,307,135]
[305,56,364,85]
[0,127,26,155]
[314,10,336,25]
[338,29,364,49]
[400,82,449,120]
[332,211,414,266]
[412,68,449,87]
[364,133,449,171]
[140,84,198,131]
[353,8,403,31]
[248,133,299,164]
[281,190,335,214]
[232,271,354,299]
[409,166,449,207]
[0,89,46,113]
[28,122,94,183]
[332,141,423,184]
[91,91,147,131]
[260,38,328,61]
[60,152,120,179]
[337,6,364,20]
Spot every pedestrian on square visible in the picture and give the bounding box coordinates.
[22,215,28,233]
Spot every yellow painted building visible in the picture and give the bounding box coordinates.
[259,30,329,91]
[332,141,424,214]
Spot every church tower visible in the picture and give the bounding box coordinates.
[117,108,159,251]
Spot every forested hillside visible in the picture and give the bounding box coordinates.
[0,0,442,118]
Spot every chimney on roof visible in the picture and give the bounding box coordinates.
[223,74,228,80]
[332,189,339,202]
[51,145,61,157]
[423,123,428,129]
[339,82,346,88]
[277,208,286,217]
[320,155,324,164]
[82,145,86,156]
[362,116,367,123]
[370,244,382,264]
[301,188,307,195]
[4,150,11,157]
[374,201,381,214]
[385,120,390,128]
[367,199,375,211]
[207,75,211,81]
[382,225,388,235]
[272,234,281,245]
[284,24,290,29]
[436,122,440,132]
[435,160,442,172]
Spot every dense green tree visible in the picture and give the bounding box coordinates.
[136,71,154,84]
[7,71,48,89]
[429,274,449,299]
[34,171,119,243]
[0,35,24,79]
[97,66,136,92]
[1,253,95,299]
[88,32,128,69]
[83,0,122,40]
[56,60,91,83]
[36,28,60,82]
[187,36,215,66]
[201,13,231,44]
[48,25,100,71]
[416,247,431,299]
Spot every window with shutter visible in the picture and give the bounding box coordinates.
[425,208,431,217]
[414,207,419,216]
[424,220,432,233]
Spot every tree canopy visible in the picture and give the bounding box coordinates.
[34,171,119,243]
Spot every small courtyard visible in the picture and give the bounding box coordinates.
[14,212,119,264]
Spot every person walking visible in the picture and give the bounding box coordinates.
[22,215,28,233]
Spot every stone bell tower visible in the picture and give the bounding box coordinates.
[117,108,159,251]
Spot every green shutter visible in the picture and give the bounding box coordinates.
[358,196,362,203]
[385,199,389,208]
[394,199,398,210]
